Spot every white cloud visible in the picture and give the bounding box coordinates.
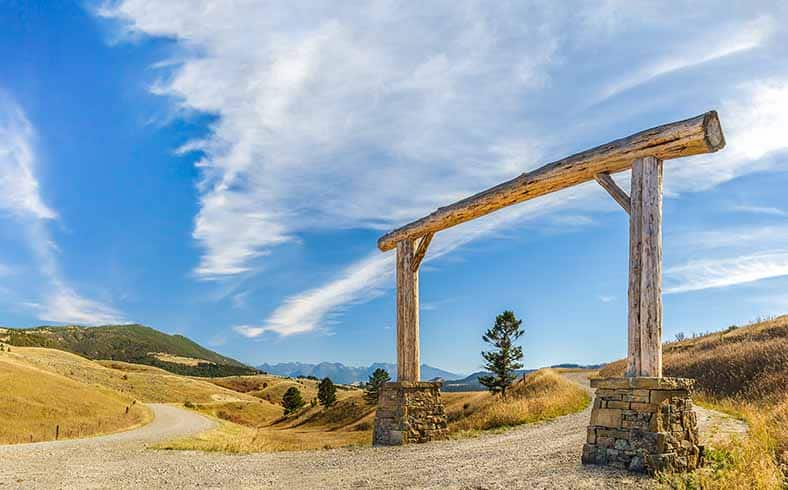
[596,16,774,102]
[0,106,56,220]
[0,99,124,326]
[101,1,564,279]
[665,251,788,294]
[242,186,592,337]
[730,204,786,217]
[99,2,788,335]
[599,295,616,303]
[668,79,788,193]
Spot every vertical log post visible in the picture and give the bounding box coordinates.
[639,156,663,377]
[627,156,664,377]
[396,240,420,382]
[626,161,643,377]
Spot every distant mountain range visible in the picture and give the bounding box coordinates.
[257,361,465,384]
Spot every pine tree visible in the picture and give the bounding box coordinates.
[363,368,390,405]
[281,386,305,415]
[318,377,337,408]
[478,310,524,397]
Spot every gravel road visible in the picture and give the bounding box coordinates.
[0,378,743,489]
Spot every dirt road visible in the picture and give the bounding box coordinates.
[0,380,744,489]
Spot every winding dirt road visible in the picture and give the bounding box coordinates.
[0,379,744,489]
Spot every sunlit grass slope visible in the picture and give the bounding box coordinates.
[0,349,151,444]
[446,368,590,435]
[7,346,258,404]
[600,315,788,489]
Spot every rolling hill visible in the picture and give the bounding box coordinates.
[0,324,256,377]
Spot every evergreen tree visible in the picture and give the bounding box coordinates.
[478,310,524,397]
[363,368,390,405]
[318,377,337,408]
[281,386,305,415]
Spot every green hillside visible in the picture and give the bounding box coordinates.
[0,324,257,377]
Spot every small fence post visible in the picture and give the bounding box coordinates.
[55,425,59,440]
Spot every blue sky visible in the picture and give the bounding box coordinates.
[1,1,787,374]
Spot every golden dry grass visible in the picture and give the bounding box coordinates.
[158,419,372,453]
[447,369,590,435]
[6,346,256,404]
[163,370,590,453]
[0,351,151,444]
[599,315,788,488]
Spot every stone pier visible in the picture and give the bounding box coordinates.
[372,381,448,446]
[582,377,703,474]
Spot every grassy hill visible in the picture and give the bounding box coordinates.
[0,324,256,377]
[600,315,788,488]
[6,346,260,404]
[0,347,151,444]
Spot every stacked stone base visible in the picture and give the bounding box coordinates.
[373,381,448,446]
[582,377,703,474]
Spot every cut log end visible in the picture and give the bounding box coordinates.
[704,111,725,152]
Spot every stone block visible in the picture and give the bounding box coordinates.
[590,408,622,428]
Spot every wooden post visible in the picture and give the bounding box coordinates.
[627,156,664,377]
[639,156,663,377]
[396,240,420,382]
[626,160,643,377]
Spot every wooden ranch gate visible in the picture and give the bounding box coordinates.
[372,111,726,473]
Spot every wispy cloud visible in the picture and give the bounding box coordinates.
[665,251,788,294]
[240,187,593,337]
[596,16,774,103]
[599,295,615,303]
[0,98,124,325]
[730,204,786,217]
[101,2,564,280]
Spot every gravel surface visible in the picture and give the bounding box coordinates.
[0,377,743,489]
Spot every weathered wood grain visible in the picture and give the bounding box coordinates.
[594,172,631,214]
[396,240,420,382]
[379,111,724,251]
[626,160,644,377]
[411,232,434,272]
[638,157,663,377]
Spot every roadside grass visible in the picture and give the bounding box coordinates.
[163,391,375,452]
[0,352,151,444]
[157,417,372,453]
[600,315,788,488]
[7,346,258,404]
[448,369,590,436]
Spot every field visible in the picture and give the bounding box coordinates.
[5,346,260,404]
[160,368,590,453]
[0,347,151,444]
[600,315,788,488]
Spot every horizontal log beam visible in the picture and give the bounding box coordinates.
[411,232,433,272]
[594,172,631,214]
[378,111,724,251]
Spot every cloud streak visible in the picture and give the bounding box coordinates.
[0,99,124,325]
[665,251,788,294]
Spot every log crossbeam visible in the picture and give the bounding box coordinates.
[378,111,724,251]
[594,172,631,214]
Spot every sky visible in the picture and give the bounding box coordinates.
[1,1,787,374]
